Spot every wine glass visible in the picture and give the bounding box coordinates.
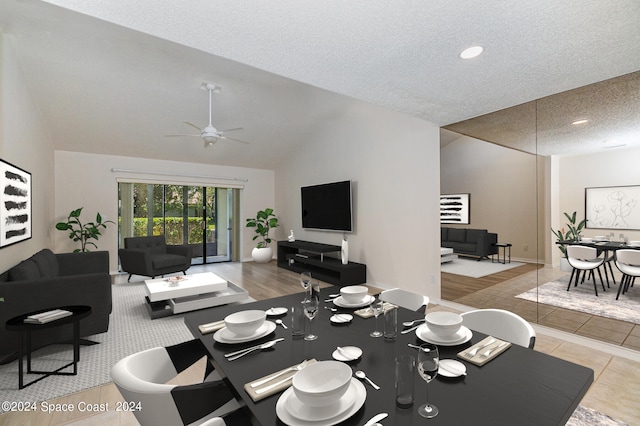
[417,343,439,418]
[369,298,383,338]
[303,295,319,341]
[300,272,312,295]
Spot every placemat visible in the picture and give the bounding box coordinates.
[354,302,397,318]
[244,359,317,402]
[457,336,511,366]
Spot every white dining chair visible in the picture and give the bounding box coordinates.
[379,288,429,313]
[566,245,606,296]
[614,249,640,300]
[110,339,247,426]
[461,309,536,349]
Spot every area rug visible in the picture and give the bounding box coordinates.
[569,405,628,426]
[515,275,640,325]
[441,257,525,278]
[0,280,253,412]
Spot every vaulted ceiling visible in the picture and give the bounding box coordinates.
[2,0,640,167]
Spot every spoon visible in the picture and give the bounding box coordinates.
[355,370,380,390]
[227,340,280,361]
[275,319,287,329]
[402,318,426,327]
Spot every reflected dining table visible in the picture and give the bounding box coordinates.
[184,285,593,425]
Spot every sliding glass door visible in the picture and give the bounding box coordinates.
[118,182,239,264]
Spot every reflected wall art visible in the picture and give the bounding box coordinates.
[0,159,32,247]
[440,193,470,224]
[585,185,640,230]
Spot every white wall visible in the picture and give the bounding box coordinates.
[275,99,442,300]
[0,33,55,272]
[54,151,275,273]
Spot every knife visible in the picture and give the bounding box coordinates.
[363,412,388,426]
[224,338,284,358]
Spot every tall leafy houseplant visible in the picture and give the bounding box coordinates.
[246,208,279,248]
[551,211,587,257]
[55,207,115,252]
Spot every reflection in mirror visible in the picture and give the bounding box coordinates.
[441,71,640,351]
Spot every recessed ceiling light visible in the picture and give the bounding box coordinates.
[572,119,589,125]
[460,46,484,59]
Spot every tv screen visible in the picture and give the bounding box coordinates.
[301,180,353,232]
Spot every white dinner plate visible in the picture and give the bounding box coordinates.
[416,324,472,346]
[330,314,353,324]
[276,378,366,425]
[266,307,288,316]
[213,321,276,344]
[438,359,467,378]
[333,295,375,308]
[332,346,362,362]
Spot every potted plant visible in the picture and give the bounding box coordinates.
[55,207,115,252]
[246,208,279,263]
[551,211,586,271]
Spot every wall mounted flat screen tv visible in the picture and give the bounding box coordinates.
[301,180,353,232]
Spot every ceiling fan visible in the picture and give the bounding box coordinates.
[166,83,249,147]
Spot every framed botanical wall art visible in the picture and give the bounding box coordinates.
[440,193,470,224]
[0,159,32,247]
[585,185,640,230]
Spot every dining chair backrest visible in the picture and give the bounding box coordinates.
[461,309,536,349]
[566,245,600,261]
[615,249,640,267]
[379,288,429,313]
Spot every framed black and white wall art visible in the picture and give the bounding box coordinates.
[440,193,470,224]
[585,185,640,230]
[1,159,32,247]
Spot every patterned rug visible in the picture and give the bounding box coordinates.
[515,275,640,325]
[0,280,251,412]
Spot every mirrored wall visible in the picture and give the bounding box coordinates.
[440,71,640,350]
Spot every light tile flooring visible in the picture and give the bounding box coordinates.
[1,262,639,425]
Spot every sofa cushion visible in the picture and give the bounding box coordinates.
[31,249,60,278]
[441,227,448,242]
[466,229,487,244]
[448,228,467,243]
[8,259,40,281]
[151,254,187,270]
[454,243,477,253]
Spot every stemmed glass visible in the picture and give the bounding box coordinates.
[417,343,439,418]
[303,295,319,341]
[300,272,312,296]
[369,298,384,338]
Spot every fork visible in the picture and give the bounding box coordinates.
[250,360,308,388]
[480,341,508,358]
[466,338,496,357]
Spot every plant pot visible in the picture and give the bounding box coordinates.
[252,247,273,263]
[559,257,572,272]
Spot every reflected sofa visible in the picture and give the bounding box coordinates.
[441,227,498,260]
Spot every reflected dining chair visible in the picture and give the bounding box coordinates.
[111,339,248,426]
[566,245,606,296]
[614,249,640,300]
[461,309,536,349]
[379,288,430,313]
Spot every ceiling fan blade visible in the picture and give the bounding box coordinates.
[221,135,250,144]
[165,134,201,137]
[220,127,244,133]
[183,121,202,131]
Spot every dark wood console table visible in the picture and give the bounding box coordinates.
[277,240,366,285]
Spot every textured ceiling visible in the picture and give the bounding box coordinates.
[2,0,640,166]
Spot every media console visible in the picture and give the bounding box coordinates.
[277,240,367,286]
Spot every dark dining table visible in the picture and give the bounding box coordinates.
[184,285,593,425]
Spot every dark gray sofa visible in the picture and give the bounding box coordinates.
[0,249,111,362]
[441,227,498,260]
[118,236,192,282]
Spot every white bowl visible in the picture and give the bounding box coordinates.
[340,286,368,304]
[292,361,352,407]
[629,241,640,246]
[426,311,463,338]
[224,310,266,336]
[581,237,593,243]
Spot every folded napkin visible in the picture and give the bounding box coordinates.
[198,320,225,335]
[354,302,397,318]
[457,336,511,366]
[244,359,317,402]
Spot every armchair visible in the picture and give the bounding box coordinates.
[119,236,192,282]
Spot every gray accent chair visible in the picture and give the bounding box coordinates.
[119,236,192,282]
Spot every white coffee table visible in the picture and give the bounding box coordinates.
[441,247,458,263]
[144,272,248,319]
